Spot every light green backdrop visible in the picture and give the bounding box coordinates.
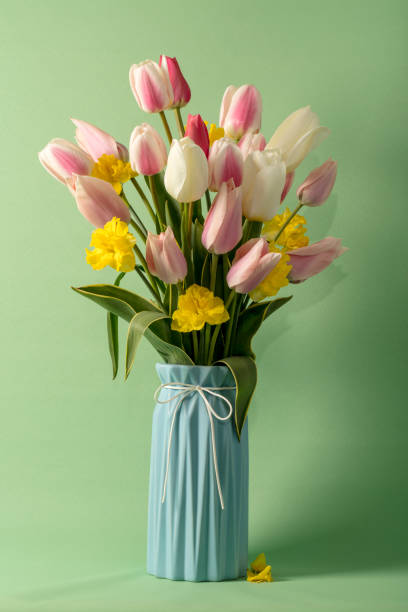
[1,1,407,610]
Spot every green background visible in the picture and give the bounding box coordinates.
[1,0,407,610]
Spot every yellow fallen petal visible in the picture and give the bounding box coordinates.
[251,552,267,573]
[247,565,273,583]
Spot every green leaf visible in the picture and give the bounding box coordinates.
[165,200,181,244]
[72,284,160,322]
[126,311,193,378]
[232,296,293,358]
[192,220,207,284]
[215,356,257,440]
[107,312,119,379]
[152,172,181,229]
[106,273,126,380]
[200,253,210,288]
[163,283,178,315]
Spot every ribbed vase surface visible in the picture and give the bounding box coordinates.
[147,364,249,582]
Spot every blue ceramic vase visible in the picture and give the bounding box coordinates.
[147,364,249,582]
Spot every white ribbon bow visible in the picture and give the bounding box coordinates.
[154,382,235,510]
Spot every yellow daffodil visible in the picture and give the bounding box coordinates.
[262,207,309,250]
[247,553,273,583]
[171,284,229,332]
[203,121,225,147]
[91,154,136,194]
[86,217,136,272]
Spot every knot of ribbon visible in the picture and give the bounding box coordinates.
[154,382,235,510]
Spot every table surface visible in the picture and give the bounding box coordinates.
[3,565,408,612]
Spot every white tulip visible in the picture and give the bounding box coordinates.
[164,137,209,202]
[242,150,286,221]
[266,106,330,172]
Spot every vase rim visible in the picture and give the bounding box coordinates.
[156,363,227,370]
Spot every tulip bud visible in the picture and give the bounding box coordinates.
[71,118,128,162]
[146,227,187,284]
[129,60,173,113]
[38,138,93,184]
[288,237,347,282]
[227,238,281,294]
[296,158,337,206]
[238,132,266,159]
[242,150,286,221]
[208,137,243,191]
[266,106,330,172]
[202,180,242,254]
[281,171,295,203]
[74,175,131,227]
[159,55,191,108]
[164,137,209,203]
[185,114,210,158]
[219,85,262,140]
[129,123,167,176]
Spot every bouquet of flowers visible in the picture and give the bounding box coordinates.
[39,55,346,439]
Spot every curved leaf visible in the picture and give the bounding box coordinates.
[233,296,293,358]
[107,312,119,379]
[216,356,257,440]
[126,311,193,378]
[73,284,159,321]
[106,273,126,380]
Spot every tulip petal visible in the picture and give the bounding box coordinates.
[267,105,319,156]
[72,118,119,161]
[74,175,130,227]
[288,237,347,281]
[286,126,330,172]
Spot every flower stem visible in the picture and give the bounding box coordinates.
[207,291,235,364]
[134,265,160,303]
[242,219,263,244]
[148,175,165,229]
[160,111,173,145]
[174,107,185,138]
[130,177,157,225]
[205,190,212,212]
[133,244,164,307]
[210,254,218,292]
[273,202,303,243]
[130,220,147,243]
[192,330,199,363]
[203,254,219,362]
[223,292,239,357]
[187,201,193,248]
[121,191,148,237]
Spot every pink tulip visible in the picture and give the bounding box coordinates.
[202,179,242,254]
[38,138,93,184]
[159,55,191,108]
[238,132,266,159]
[288,237,347,282]
[146,227,187,284]
[281,171,295,203]
[296,158,337,206]
[71,118,128,162]
[185,114,210,158]
[227,238,281,294]
[74,175,131,227]
[129,123,167,176]
[129,60,173,113]
[208,137,243,191]
[219,85,262,140]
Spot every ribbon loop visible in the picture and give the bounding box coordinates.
[154,382,235,510]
